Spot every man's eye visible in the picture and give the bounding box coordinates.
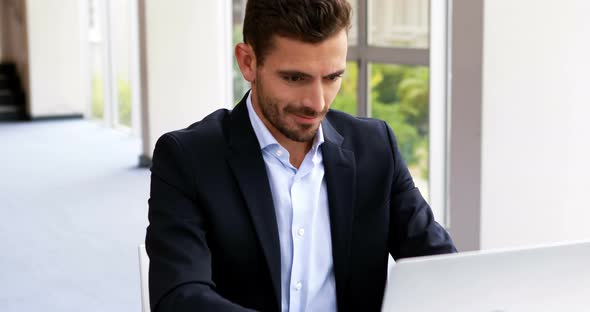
[284,75,303,82]
[327,74,343,81]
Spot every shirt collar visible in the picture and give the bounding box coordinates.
[246,91,325,154]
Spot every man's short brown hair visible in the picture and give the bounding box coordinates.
[243,0,352,65]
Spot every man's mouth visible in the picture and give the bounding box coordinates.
[292,113,320,124]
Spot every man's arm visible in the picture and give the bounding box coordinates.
[146,133,256,312]
[382,122,457,259]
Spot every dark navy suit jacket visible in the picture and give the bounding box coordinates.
[146,93,456,312]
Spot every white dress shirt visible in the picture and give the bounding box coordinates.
[246,93,337,312]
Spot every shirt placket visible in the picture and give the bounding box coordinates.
[288,171,305,312]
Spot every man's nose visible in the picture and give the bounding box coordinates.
[301,81,325,113]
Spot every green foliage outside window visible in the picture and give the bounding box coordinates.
[333,63,430,179]
[372,64,429,179]
[331,62,357,115]
[90,73,132,128]
[117,78,132,127]
[91,73,104,119]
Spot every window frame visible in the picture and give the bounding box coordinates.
[86,0,142,135]
[349,0,449,226]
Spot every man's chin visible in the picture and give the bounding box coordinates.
[281,127,318,143]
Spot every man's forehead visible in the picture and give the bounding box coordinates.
[262,31,348,69]
[269,31,348,51]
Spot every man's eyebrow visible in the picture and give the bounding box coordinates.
[324,69,346,78]
[276,69,346,78]
[276,70,312,78]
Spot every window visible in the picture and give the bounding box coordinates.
[368,0,429,48]
[339,0,449,224]
[87,0,141,133]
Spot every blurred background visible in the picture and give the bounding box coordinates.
[1,0,589,311]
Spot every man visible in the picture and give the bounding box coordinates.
[146,0,456,311]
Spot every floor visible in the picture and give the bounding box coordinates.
[0,119,150,312]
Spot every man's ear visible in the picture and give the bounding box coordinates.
[235,43,257,82]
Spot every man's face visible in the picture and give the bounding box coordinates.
[251,30,348,143]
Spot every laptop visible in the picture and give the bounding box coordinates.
[382,240,590,312]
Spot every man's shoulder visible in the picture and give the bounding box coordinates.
[325,109,388,140]
[160,108,232,151]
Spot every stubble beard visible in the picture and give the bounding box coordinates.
[255,81,327,143]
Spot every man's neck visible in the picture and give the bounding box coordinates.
[250,97,312,168]
[282,140,312,169]
[259,116,312,169]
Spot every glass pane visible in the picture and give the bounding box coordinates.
[370,63,430,199]
[110,0,132,127]
[89,0,104,119]
[331,62,357,115]
[233,0,250,105]
[348,0,358,46]
[90,52,104,120]
[368,0,429,48]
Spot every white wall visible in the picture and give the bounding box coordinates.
[142,0,232,157]
[26,0,87,118]
[481,0,590,249]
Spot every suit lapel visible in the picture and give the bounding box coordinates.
[226,96,281,308]
[321,118,356,310]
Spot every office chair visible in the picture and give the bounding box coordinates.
[138,244,150,312]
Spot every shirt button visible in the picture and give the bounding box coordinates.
[294,281,302,291]
[297,227,305,236]
[276,150,283,157]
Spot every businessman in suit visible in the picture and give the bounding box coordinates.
[146,0,456,311]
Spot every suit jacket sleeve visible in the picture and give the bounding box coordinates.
[383,122,457,259]
[146,133,257,312]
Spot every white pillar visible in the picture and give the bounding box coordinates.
[26,0,87,118]
[140,0,232,161]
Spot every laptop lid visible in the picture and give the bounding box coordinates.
[382,240,590,312]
